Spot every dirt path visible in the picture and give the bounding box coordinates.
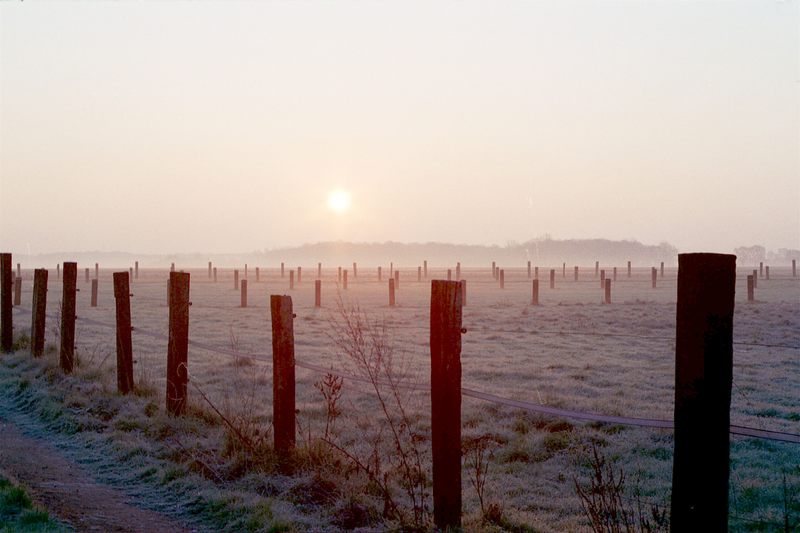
[0,417,191,532]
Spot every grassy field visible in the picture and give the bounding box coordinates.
[2,264,798,531]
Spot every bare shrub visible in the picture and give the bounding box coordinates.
[323,299,430,530]
[574,441,669,533]
[314,372,343,440]
[463,433,504,524]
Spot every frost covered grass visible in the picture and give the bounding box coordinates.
[0,475,65,532]
[2,265,799,531]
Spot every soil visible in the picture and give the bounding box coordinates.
[0,415,191,532]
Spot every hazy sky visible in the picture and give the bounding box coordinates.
[1,1,798,255]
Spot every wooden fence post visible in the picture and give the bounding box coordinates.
[765,266,769,280]
[208,261,212,279]
[290,270,295,290]
[573,266,578,281]
[752,269,757,289]
[527,261,531,278]
[627,261,631,278]
[599,269,605,289]
[129,267,133,279]
[613,267,617,281]
[747,275,754,302]
[113,272,134,394]
[461,279,467,307]
[793,259,796,278]
[297,266,302,284]
[95,263,99,279]
[531,279,539,305]
[342,270,348,290]
[499,269,504,289]
[213,267,217,283]
[389,278,395,307]
[57,263,60,280]
[418,266,422,282]
[671,253,735,532]
[759,262,763,278]
[281,262,285,277]
[378,266,382,281]
[318,263,322,278]
[491,261,496,279]
[338,266,342,283]
[562,262,566,278]
[660,261,665,278]
[241,279,248,308]
[595,261,599,277]
[271,295,295,457]
[651,268,657,289]
[394,270,400,290]
[30,269,48,357]
[16,263,21,278]
[13,277,22,306]
[90,278,98,307]
[315,280,321,308]
[604,279,611,304]
[353,262,357,278]
[245,264,248,279]
[424,260,428,278]
[166,272,190,416]
[234,269,239,290]
[0,254,12,352]
[456,262,461,281]
[170,262,175,273]
[85,267,90,283]
[256,267,260,282]
[430,280,463,530]
[549,269,555,289]
[534,266,539,279]
[135,261,139,279]
[447,269,452,281]
[60,262,77,373]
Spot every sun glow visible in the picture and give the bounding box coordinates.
[327,189,351,214]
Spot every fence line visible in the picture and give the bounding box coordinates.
[11,306,799,444]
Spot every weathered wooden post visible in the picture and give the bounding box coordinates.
[85,267,90,283]
[170,262,175,273]
[527,261,531,278]
[129,267,133,279]
[90,278,98,307]
[651,267,657,289]
[562,262,566,278]
[499,269,505,289]
[394,270,400,290]
[534,266,539,279]
[60,262,77,373]
[57,263,60,280]
[277,262,283,277]
[531,279,539,305]
[240,279,248,308]
[378,266,382,281]
[342,270,348,290]
[208,261,212,279]
[256,267,260,282]
[352,262,357,278]
[627,261,631,278]
[297,266,302,284]
[747,275,754,302]
[424,260,428,278]
[16,263,21,278]
[549,269,555,289]
[660,261,665,278]
[0,254,12,352]
[318,263,322,278]
[595,261,599,277]
[793,259,797,278]
[574,266,578,281]
[418,266,422,282]
[113,272,134,394]
[166,272,190,415]
[389,278,396,307]
[752,269,758,289]
[337,266,342,283]
[604,279,611,304]
[95,263,99,279]
[213,267,218,283]
[289,270,295,290]
[613,267,617,281]
[245,264,248,279]
[390,262,394,277]
[765,266,770,280]
[430,280,464,530]
[671,253,735,532]
[13,277,22,306]
[599,269,605,289]
[759,262,763,277]
[234,269,239,290]
[456,262,461,280]
[314,280,321,308]
[135,261,139,279]
[271,295,295,457]
[447,269,452,281]
[30,269,48,357]
[491,261,496,279]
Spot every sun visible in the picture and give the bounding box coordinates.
[327,189,351,214]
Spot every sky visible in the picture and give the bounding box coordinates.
[1,1,798,256]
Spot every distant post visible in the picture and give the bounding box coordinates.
[170,262,175,273]
[240,279,248,308]
[234,269,239,290]
[499,269,504,289]
[338,266,342,283]
[595,261,599,277]
[599,269,605,289]
[245,264,248,279]
[166,272,190,416]
[57,263,61,280]
[430,280,463,530]
[317,262,322,278]
[456,262,461,281]
[113,272,134,394]
[208,261,212,279]
[389,278,396,307]
[16,263,21,278]
[13,277,22,306]
[562,262,566,278]
[752,269,758,289]
[747,275,754,302]
[30,268,48,357]
[281,262,285,277]
[315,280,321,308]
[0,254,12,352]
[90,278,98,307]
[289,270,295,290]
[129,267,133,279]
[527,261,531,278]
[793,259,797,278]
[353,262,357,278]
[135,261,139,279]
[531,279,539,305]
[60,262,77,373]
[297,266,302,284]
[85,267,90,283]
[491,261,496,279]
[424,260,428,278]
[765,266,770,280]
[342,270,348,290]
[574,266,578,282]
[447,269,452,281]
[271,295,296,456]
[378,266,382,281]
[213,267,218,283]
[613,267,617,281]
[535,266,539,279]
[627,261,631,278]
[604,279,611,304]
[390,262,394,276]
[95,262,99,279]
[671,253,735,532]
[652,267,657,289]
[759,262,763,277]
[549,269,555,289]
[418,266,422,282]
[660,261,665,278]
[256,267,260,282]
[461,280,467,307]
[394,270,400,290]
